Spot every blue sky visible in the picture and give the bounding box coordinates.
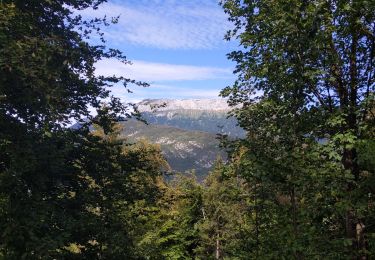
[81,0,237,102]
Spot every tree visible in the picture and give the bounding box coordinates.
[195,160,252,259]
[63,120,168,259]
[221,0,374,258]
[138,173,203,259]
[0,0,149,258]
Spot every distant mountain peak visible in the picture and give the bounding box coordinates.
[137,98,231,112]
[122,99,245,177]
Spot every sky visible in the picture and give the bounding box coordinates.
[80,0,237,102]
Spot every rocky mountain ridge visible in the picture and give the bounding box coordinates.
[136,99,245,138]
[118,99,244,177]
[121,120,224,178]
[137,98,232,112]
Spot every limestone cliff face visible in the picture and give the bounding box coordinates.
[120,99,244,178]
[136,99,244,138]
[137,98,232,112]
[121,120,223,179]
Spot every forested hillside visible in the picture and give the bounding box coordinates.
[121,118,224,178]
[0,0,374,259]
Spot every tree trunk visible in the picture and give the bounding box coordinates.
[291,187,302,260]
[216,235,220,259]
[344,13,367,258]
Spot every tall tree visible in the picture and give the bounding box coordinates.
[221,0,374,258]
[0,0,148,258]
[63,120,168,259]
[138,173,203,259]
[195,160,252,259]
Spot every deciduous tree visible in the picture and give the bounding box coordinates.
[221,0,375,258]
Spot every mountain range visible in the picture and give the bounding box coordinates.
[120,99,244,177]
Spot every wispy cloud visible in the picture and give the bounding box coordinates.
[95,59,232,82]
[79,0,230,49]
[111,84,221,102]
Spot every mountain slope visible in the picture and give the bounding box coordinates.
[137,99,245,138]
[118,99,244,176]
[121,120,225,178]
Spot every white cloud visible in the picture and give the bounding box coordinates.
[78,1,230,49]
[110,84,221,102]
[95,59,232,82]
[143,84,221,98]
